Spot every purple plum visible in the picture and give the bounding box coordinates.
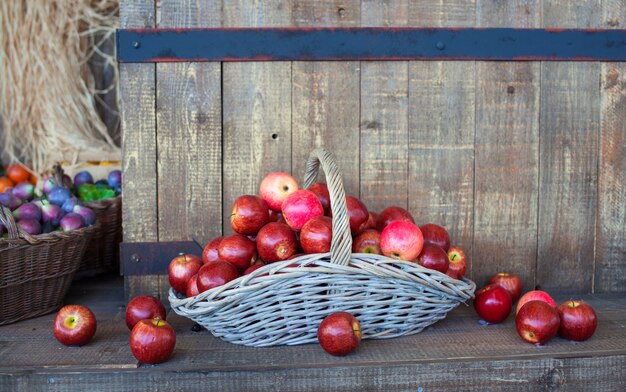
[73,171,94,187]
[41,203,64,226]
[48,187,71,206]
[107,170,121,188]
[61,197,82,213]
[12,182,35,200]
[17,218,42,235]
[60,213,84,231]
[0,192,22,210]
[12,202,41,221]
[42,175,72,194]
[73,205,96,226]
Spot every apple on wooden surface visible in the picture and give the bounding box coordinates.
[125,295,167,330]
[473,284,512,324]
[53,305,97,346]
[489,272,523,303]
[558,300,598,341]
[516,300,560,345]
[130,318,176,364]
[317,312,362,356]
[516,290,557,315]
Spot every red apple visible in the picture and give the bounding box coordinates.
[376,206,415,231]
[53,305,97,346]
[243,260,266,275]
[230,195,270,235]
[417,245,449,273]
[218,234,257,271]
[201,236,223,265]
[300,216,333,254]
[130,318,176,364]
[558,300,598,341]
[489,272,523,303]
[281,189,324,232]
[516,290,557,315]
[317,312,362,356]
[345,196,369,236]
[516,300,560,344]
[268,210,285,223]
[380,221,424,261]
[352,229,381,254]
[446,246,467,280]
[196,261,240,292]
[363,211,378,231]
[419,223,451,252]
[474,284,513,324]
[125,295,167,330]
[256,222,298,262]
[186,274,200,297]
[308,182,330,215]
[168,254,202,294]
[259,172,299,212]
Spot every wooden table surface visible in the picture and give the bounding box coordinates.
[1,274,624,391]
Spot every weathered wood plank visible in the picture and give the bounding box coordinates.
[155,0,222,298]
[406,2,475,277]
[120,0,159,300]
[360,3,409,212]
[291,1,360,196]
[537,1,602,293]
[222,1,293,233]
[473,1,540,288]
[595,1,626,293]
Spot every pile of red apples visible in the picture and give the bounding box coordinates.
[475,273,598,345]
[168,171,469,300]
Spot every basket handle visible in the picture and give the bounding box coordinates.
[0,206,21,240]
[302,148,352,266]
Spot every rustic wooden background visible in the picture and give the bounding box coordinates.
[119,0,625,299]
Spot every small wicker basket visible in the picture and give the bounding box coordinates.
[0,206,96,325]
[169,148,476,347]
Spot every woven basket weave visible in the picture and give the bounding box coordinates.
[169,148,476,347]
[0,206,96,325]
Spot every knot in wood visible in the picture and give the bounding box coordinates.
[543,367,565,390]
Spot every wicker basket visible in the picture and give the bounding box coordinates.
[0,206,96,325]
[169,148,476,347]
[75,196,121,278]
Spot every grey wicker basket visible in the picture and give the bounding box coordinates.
[169,148,476,347]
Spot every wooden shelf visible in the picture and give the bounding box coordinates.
[1,275,624,391]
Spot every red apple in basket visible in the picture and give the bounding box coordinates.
[317,312,362,356]
[281,190,324,232]
[196,261,240,292]
[380,221,423,261]
[489,272,523,303]
[186,274,200,297]
[420,223,451,252]
[243,260,266,275]
[558,300,598,341]
[168,254,202,294]
[516,300,560,345]
[201,236,223,265]
[268,210,285,224]
[345,196,369,236]
[363,211,378,231]
[474,284,512,324]
[417,244,449,273]
[53,305,97,346]
[376,206,415,231]
[516,290,557,315]
[446,246,467,280]
[260,172,299,212]
[130,318,176,364]
[218,234,257,271]
[308,182,331,215]
[352,229,381,254]
[125,295,167,330]
[300,216,333,254]
[230,195,270,235]
[256,222,298,262]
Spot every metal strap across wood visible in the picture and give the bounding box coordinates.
[117,27,626,63]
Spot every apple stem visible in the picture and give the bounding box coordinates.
[451,254,457,261]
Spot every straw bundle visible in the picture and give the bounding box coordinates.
[0,0,120,175]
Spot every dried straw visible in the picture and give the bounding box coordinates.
[0,0,120,175]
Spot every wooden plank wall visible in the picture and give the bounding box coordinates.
[120,0,626,299]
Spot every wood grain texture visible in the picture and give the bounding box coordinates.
[291,0,360,196]
[538,1,602,293]
[120,0,158,299]
[596,63,626,292]
[406,2,475,277]
[155,0,222,297]
[473,1,540,288]
[222,1,293,234]
[360,3,409,212]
